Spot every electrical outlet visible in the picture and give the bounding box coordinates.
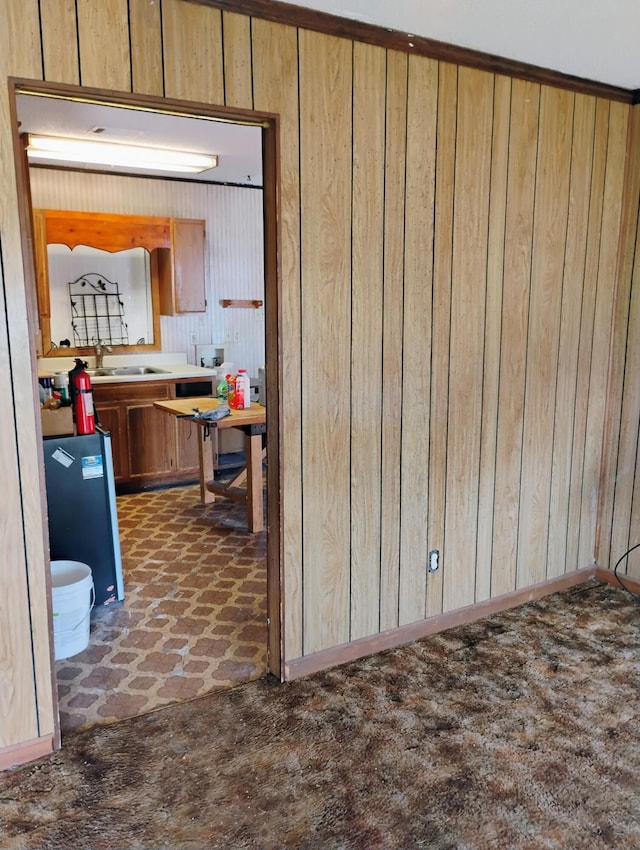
[428,549,439,573]
[233,329,240,342]
[189,332,198,345]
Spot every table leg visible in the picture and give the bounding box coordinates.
[198,427,216,505]
[245,432,264,532]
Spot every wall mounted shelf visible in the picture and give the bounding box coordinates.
[220,299,263,309]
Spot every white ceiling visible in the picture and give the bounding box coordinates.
[282,0,640,90]
[17,94,264,188]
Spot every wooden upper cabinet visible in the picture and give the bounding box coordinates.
[156,218,207,315]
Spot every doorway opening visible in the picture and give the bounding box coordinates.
[10,79,282,734]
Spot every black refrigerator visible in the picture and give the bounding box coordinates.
[43,427,124,606]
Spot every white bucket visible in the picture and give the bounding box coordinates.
[51,560,95,660]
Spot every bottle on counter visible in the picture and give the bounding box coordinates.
[236,369,251,410]
[226,374,237,408]
[216,370,228,404]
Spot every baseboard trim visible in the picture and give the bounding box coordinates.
[0,734,55,771]
[595,566,640,595]
[284,566,597,681]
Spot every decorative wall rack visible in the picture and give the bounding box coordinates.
[69,273,129,347]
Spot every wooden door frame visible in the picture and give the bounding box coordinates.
[9,77,284,681]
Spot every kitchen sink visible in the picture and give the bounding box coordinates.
[87,366,169,377]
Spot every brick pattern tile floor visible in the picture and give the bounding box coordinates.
[55,485,267,733]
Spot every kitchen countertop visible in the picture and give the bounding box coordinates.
[38,353,219,385]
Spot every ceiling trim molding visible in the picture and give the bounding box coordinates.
[186,0,634,103]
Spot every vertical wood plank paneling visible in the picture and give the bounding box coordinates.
[299,30,352,654]
[610,221,640,575]
[626,224,640,579]
[598,107,640,573]
[547,94,596,578]
[580,101,629,566]
[129,0,164,96]
[379,50,408,633]
[5,0,42,79]
[39,0,80,84]
[516,86,573,589]
[566,99,610,572]
[350,42,385,640]
[1,0,54,746]
[491,79,540,597]
[628,428,640,577]
[475,74,511,602]
[252,18,302,660]
[162,0,224,104]
[398,54,438,626]
[442,67,493,611]
[426,61,456,619]
[76,0,131,91]
[223,11,253,109]
[0,240,39,747]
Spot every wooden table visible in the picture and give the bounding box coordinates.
[154,397,266,532]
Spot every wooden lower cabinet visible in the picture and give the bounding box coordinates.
[93,378,210,492]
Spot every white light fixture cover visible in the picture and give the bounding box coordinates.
[27,134,218,174]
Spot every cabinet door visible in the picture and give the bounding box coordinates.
[173,219,206,312]
[94,403,127,482]
[127,403,175,477]
[175,417,201,474]
[157,219,206,315]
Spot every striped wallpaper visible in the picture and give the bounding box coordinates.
[29,168,266,377]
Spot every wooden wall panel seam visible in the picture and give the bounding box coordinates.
[479,74,510,602]
[567,100,607,572]
[398,53,438,626]
[597,106,640,572]
[547,94,595,579]
[379,48,408,633]
[426,60,456,619]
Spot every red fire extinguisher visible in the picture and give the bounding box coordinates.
[69,359,95,435]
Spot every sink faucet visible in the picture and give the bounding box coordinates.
[94,340,113,369]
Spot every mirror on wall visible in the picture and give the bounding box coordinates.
[47,245,154,350]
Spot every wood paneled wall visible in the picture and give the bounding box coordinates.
[598,107,640,580]
[1,0,637,753]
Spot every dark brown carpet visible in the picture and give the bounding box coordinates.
[1,580,639,850]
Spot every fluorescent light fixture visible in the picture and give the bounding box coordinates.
[26,134,218,174]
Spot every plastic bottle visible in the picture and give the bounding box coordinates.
[39,376,53,399]
[53,372,70,401]
[236,368,251,409]
[227,373,237,408]
[216,370,228,404]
